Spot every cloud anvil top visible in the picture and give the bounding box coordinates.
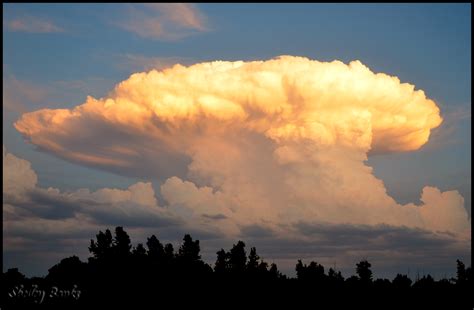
[10,56,468,240]
[15,56,443,154]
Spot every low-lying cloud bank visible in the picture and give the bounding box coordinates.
[3,146,470,277]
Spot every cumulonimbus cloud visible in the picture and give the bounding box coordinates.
[14,56,470,238]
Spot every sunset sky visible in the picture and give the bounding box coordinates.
[3,3,471,278]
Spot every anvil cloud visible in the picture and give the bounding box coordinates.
[14,56,470,238]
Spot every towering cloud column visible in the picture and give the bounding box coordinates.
[14,56,470,237]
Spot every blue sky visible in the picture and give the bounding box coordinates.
[3,3,471,278]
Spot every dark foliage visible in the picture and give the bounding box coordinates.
[2,226,472,308]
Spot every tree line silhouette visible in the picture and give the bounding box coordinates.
[2,226,472,308]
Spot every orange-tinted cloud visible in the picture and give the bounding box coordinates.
[145,4,207,31]
[118,3,208,40]
[3,146,37,195]
[14,56,469,238]
[3,146,179,227]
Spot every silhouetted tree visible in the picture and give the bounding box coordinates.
[113,226,131,258]
[228,241,247,273]
[356,260,373,284]
[269,263,281,280]
[308,261,325,280]
[296,260,325,284]
[413,274,435,290]
[296,260,305,280]
[164,243,175,262]
[393,274,412,289]
[328,267,344,285]
[131,243,147,279]
[215,249,228,274]
[146,235,164,260]
[456,259,467,285]
[436,278,452,290]
[374,278,391,290]
[465,266,472,283]
[46,256,86,285]
[132,243,146,257]
[88,229,113,261]
[345,275,360,289]
[3,268,25,286]
[257,261,269,274]
[178,234,201,263]
[247,247,260,272]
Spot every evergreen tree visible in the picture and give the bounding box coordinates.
[228,241,247,273]
[356,260,373,284]
[215,249,228,273]
[178,234,201,262]
[89,229,113,260]
[113,226,131,258]
[247,247,260,272]
[146,235,165,260]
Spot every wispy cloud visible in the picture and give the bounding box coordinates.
[117,3,209,40]
[5,16,64,33]
[145,4,207,31]
[3,77,49,114]
[422,103,471,151]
